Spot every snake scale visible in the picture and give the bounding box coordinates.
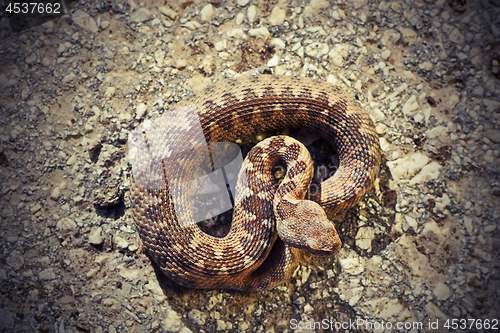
[129,75,381,291]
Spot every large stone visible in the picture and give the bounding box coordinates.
[409,162,442,185]
[200,4,214,21]
[485,129,500,143]
[433,282,451,301]
[387,152,430,181]
[268,6,286,25]
[130,8,152,23]
[72,10,98,33]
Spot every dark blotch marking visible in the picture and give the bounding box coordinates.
[261,86,278,101]
[221,246,237,265]
[220,111,236,132]
[287,160,307,179]
[330,100,348,116]
[269,136,286,150]
[204,99,239,133]
[316,90,329,106]
[239,195,273,228]
[222,92,240,108]
[276,200,297,218]
[276,180,296,197]
[249,237,287,285]
[247,145,265,160]
[203,99,223,114]
[345,112,363,133]
[285,143,300,160]
[198,248,221,274]
[203,84,218,96]
[298,87,313,101]
[242,87,257,99]
[278,86,296,102]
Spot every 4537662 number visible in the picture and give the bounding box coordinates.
[444,318,498,330]
[6,2,61,14]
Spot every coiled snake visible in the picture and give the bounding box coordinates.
[129,75,381,291]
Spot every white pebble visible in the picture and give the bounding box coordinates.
[248,27,270,39]
[66,154,78,165]
[159,6,177,20]
[72,10,98,33]
[387,152,429,181]
[329,49,343,66]
[267,54,280,67]
[175,59,187,69]
[355,227,374,250]
[409,162,442,185]
[448,94,460,109]
[448,27,465,44]
[115,236,128,249]
[434,283,451,301]
[484,225,496,233]
[235,12,244,25]
[402,95,419,115]
[56,218,77,231]
[215,40,227,51]
[247,5,257,23]
[305,42,329,58]
[57,43,67,54]
[104,87,116,99]
[136,103,148,119]
[381,49,391,60]
[89,227,103,245]
[100,20,110,29]
[349,294,362,306]
[268,6,286,25]
[270,38,286,49]
[162,307,183,332]
[419,61,433,70]
[51,187,61,200]
[485,129,500,143]
[42,21,54,33]
[218,52,230,60]
[154,50,165,67]
[118,46,130,55]
[228,28,245,38]
[62,73,76,84]
[200,4,214,21]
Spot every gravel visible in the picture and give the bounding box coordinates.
[0,0,499,332]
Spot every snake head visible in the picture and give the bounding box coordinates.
[276,200,342,256]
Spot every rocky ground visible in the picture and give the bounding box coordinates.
[0,0,499,332]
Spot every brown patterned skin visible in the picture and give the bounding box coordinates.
[129,75,381,291]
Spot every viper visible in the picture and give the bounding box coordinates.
[128,75,381,291]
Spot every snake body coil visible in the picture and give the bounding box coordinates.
[129,75,381,291]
